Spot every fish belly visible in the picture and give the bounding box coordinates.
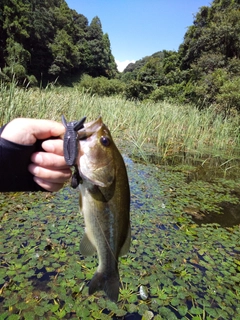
[79,182,121,301]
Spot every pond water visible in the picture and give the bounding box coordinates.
[0,155,240,319]
[130,151,240,228]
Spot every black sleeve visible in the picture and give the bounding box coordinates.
[0,125,46,192]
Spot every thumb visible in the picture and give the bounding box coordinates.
[1,118,65,145]
[30,119,65,141]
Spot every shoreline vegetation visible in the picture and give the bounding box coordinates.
[1,81,239,168]
[1,1,240,318]
[1,82,240,320]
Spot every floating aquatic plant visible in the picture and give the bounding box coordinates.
[0,157,240,319]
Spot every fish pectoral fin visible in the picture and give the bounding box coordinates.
[80,233,96,256]
[119,224,131,257]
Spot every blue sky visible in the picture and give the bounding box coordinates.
[66,0,211,71]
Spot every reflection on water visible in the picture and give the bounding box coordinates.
[130,152,240,228]
[132,151,240,181]
[192,202,240,227]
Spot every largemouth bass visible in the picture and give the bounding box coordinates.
[76,117,131,302]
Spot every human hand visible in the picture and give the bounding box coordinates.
[1,118,71,191]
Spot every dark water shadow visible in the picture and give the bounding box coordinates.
[129,152,240,228]
[192,202,240,227]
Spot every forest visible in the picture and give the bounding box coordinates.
[1,0,240,112]
[121,0,240,111]
[0,0,118,84]
[1,2,240,318]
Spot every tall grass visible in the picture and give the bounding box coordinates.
[0,80,239,161]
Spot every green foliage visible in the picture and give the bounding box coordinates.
[123,55,154,74]
[1,82,239,162]
[2,0,240,112]
[49,29,79,75]
[124,80,155,100]
[78,75,125,96]
[178,0,240,109]
[0,154,240,319]
[121,0,240,112]
[217,76,240,110]
[0,1,117,84]
[149,83,186,103]
[137,56,164,85]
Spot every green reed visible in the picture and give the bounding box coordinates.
[0,81,239,162]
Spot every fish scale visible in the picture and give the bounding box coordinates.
[76,117,131,302]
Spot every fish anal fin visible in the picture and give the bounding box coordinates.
[89,271,120,302]
[119,224,131,257]
[80,233,96,256]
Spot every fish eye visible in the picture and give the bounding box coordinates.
[100,136,111,147]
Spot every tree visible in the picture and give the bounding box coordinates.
[0,1,117,83]
[1,0,31,81]
[102,33,118,78]
[48,29,79,75]
[84,17,117,77]
[27,2,56,79]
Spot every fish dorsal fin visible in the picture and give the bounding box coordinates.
[80,233,96,256]
[119,224,131,257]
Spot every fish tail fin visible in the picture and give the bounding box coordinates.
[89,270,120,302]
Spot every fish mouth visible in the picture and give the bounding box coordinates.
[78,130,95,141]
[76,117,115,187]
[77,116,104,140]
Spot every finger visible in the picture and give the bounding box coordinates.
[33,176,64,192]
[31,120,65,141]
[31,152,68,168]
[41,139,64,156]
[28,164,72,182]
[1,119,65,145]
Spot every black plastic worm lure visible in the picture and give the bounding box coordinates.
[62,115,86,188]
[61,115,86,166]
